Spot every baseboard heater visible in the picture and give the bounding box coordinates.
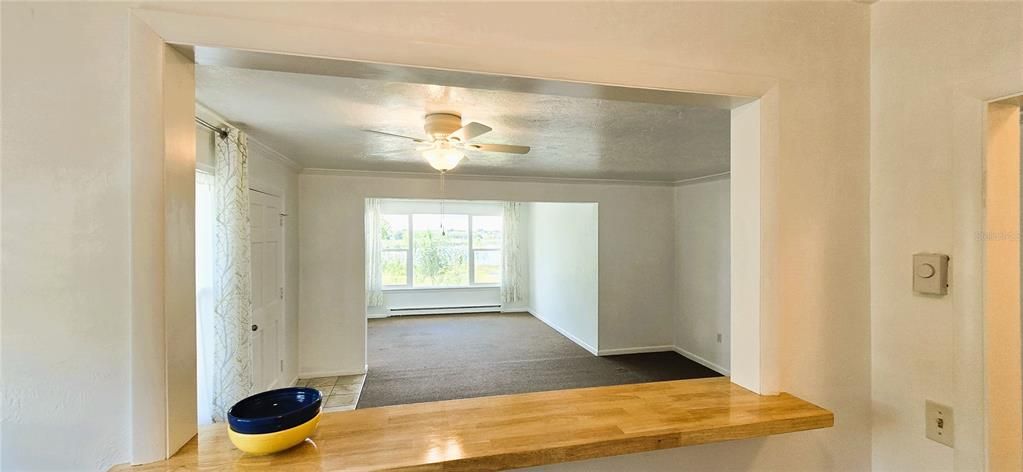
[389,304,501,315]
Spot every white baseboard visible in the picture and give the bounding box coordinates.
[527,309,598,355]
[288,375,299,387]
[672,346,730,376]
[298,364,367,379]
[597,345,675,356]
[500,303,530,313]
[379,307,502,317]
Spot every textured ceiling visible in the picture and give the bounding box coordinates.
[196,65,730,182]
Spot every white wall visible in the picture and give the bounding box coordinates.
[2,4,133,469]
[673,177,730,373]
[247,140,302,386]
[870,3,1023,470]
[528,202,599,353]
[196,126,215,170]
[3,2,872,470]
[299,172,676,376]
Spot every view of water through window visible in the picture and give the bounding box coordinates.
[381,211,502,287]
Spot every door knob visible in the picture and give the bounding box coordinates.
[251,324,258,332]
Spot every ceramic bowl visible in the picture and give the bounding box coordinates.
[228,387,322,435]
[228,412,321,455]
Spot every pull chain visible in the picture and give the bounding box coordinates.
[440,172,447,236]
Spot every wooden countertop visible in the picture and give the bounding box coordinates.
[116,378,833,471]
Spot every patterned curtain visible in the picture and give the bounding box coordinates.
[365,198,385,308]
[211,127,253,422]
[501,202,528,306]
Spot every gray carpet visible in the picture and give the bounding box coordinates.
[357,312,722,408]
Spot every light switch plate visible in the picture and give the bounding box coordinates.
[926,400,954,447]
[913,253,949,295]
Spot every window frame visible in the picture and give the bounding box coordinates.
[381,213,413,288]
[469,214,502,286]
[381,211,502,290]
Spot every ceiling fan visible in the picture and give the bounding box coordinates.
[364,113,530,172]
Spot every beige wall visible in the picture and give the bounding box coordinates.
[161,44,198,458]
[2,2,875,470]
[870,2,1023,470]
[984,102,1022,472]
[2,4,134,469]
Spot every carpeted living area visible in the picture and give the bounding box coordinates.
[357,312,722,408]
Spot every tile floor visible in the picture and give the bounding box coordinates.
[296,374,366,411]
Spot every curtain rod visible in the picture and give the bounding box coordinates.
[195,116,228,139]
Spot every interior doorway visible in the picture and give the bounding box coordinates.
[983,94,1023,471]
[249,188,285,392]
[134,15,775,461]
[194,123,288,425]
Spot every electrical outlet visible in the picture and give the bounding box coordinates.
[926,400,954,447]
[716,333,723,343]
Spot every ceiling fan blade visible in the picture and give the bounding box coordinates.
[364,129,426,142]
[467,143,531,154]
[447,122,492,143]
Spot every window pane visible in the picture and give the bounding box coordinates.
[381,214,409,250]
[472,215,502,249]
[474,250,501,284]
[412,214,469,286]
[382,250,407,286]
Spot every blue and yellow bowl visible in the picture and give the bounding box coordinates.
[228,412,321,455]
[227,387,322,455]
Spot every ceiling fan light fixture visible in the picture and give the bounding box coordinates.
[422,142,464,172]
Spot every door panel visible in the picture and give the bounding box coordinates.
[250,190,283,392]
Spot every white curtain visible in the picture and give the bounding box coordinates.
[365,198,385,308]
[501,202,528,306]
[195,171,216,425]
[211,127,253,422]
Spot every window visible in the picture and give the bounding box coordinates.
[381,212,502,288]
[380,214,410,286]
[472,215,502,285]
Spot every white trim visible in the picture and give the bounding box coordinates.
[195,161,215,175]
[528,309,598,355]
[674,171,731,186]
[195,102,302,171]
[288,375,299,387]
[597,345,675,356]
[303,167,680,187]
[247,138,303,171]
[387,306,502,316]
[500,303,530,313]
[298,365,367,379]
[383,285,500,292]
[195,102,230,128]
[673,346,731,376]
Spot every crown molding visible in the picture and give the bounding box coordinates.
[301,167,686,187]
[673,171,731,186]
[195,102,302,171]
[246,138,303,171]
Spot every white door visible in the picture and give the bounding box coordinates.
[250,189,284,392]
